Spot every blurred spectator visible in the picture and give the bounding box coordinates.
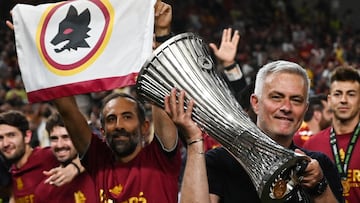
[293,94,332,147]
[236,82,257,123]
[0,153,11,203]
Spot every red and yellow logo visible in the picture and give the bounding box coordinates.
[36,0,114,76]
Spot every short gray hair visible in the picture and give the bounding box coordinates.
[254,60,310,101]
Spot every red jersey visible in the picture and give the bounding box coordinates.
[35,171,97,203]
[293,124,313,148]
[10,147,58,202]
[203,133,221,151]
[83,135,182,203]
[304,126,360,202]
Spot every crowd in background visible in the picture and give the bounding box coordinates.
[0,0,359,147]
[172,0,360,92]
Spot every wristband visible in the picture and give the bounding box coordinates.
[224,63,243,81]
[155,32,174,43]
[187,138,204,146]
[224,62,237,71]
[309,176,328,196]
[69,162,81,175]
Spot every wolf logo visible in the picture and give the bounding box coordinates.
[51,5,91,53]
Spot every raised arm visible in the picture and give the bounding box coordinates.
[151,1,178,150]
[152,105,178,150]
[154,0,172,49]
[210,28,246,94]
[53,97,92,156]
[164,89,210,203]
[209,28,240,67]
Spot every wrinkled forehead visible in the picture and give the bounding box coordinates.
[264,72,308,96]
[265,71,307,85]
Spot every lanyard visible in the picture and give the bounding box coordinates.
[330,122,360,178]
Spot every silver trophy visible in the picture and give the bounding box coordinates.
[136,33,309,202]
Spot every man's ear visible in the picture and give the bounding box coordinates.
[141,120,152,144]
[250,94,259,115]
[100,128,106,139]
[141,120,150,136]
[24,130,32,144]
[313,110,322,122]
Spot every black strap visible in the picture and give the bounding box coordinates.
[330,122,360,178]
[224,62,237,71]
[155,32,174,43]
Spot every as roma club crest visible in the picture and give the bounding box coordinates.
[37,0,114,76]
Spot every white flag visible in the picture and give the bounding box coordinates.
[13,0,155,102]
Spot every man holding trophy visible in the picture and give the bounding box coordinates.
[164,59,344,203]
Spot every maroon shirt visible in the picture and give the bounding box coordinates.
[35,171,97,203]
[10,147,58,202]
[304,126,360,202]
[83,135,181,203]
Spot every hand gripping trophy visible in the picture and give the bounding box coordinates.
[136,33,310,202]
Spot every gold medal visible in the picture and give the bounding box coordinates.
[341,178,351,195]
[273,179,287,199]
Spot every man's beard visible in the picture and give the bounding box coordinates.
[53,147,78,166]
[5,145,26,164]
[106,128,141,157]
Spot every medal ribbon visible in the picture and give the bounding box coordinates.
[330,122,360,178]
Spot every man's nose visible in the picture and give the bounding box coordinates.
[55,138,65,147]
[340,94,348,103]
[280,99,291,112]
[115,118,124,129]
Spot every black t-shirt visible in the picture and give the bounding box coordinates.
[0,154,10,187]
[206,144,344,203]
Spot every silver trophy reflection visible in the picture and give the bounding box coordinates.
[136,33,309,202]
